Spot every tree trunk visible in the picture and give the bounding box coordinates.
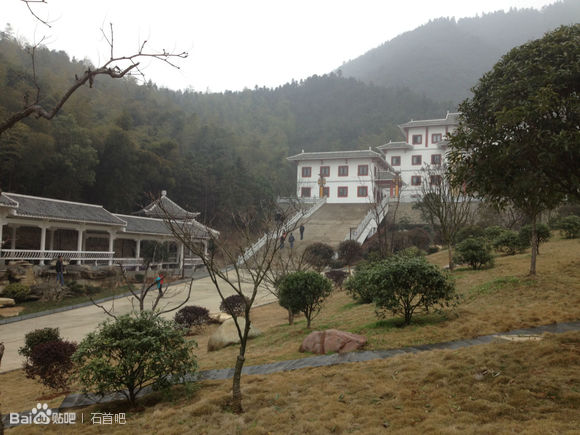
[529,215,538,276]
[0,342,4,435]
[447,243,454,270]
[287,309,294,325]
[231,354,245,413]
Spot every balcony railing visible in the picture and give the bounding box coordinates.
[0,249,114,261]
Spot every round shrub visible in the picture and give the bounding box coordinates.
[454,237,494,270]
[455,225,484,243]
[483,225,505,241]
[304,242,335,271]
[174,305,211,332]
[2,282,30,303]
[426,246,440,255]
[24,339,77,391]
[278,271,332,328]
[219,294,247,317]
[493,230,529,255]
[518,223,551,254]
[337,240,363,268]
[344,261,382,304]
[19,327,61,359]
[558,215,580,239]
[325,269,349,289]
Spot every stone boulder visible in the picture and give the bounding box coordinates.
[207,318,262,351]
[0,297,15,307]
[299,329,367,354]
[209,312,232,324]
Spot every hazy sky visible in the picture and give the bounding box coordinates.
[3,0,558,92]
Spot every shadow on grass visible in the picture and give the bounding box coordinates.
[339,301,368,312]
[353,312,450,333]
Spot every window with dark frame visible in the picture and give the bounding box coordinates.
[412,155,422,165]
[323,187,330,197]
[338,165,349,176]
[411,176,422,186]
[431,133,442,144]
[430,175,442,186]
[338,186,348,197]
[431,154,442,165]
[301,166,312,177]
[357,186,368,197]
[358,165,369,176]
[301,187,311,197]
[391,156,401,166]
[412,134,422,145]
[320,166,330,177]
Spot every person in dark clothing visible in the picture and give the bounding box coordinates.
[299,224,305,240]
[155,273,165,294]
[55,256,65,286]
[280,232,286,249]
[288,233,295,249]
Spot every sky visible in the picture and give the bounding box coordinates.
[3,0,559,93]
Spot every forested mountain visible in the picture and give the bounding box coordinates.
[0,33,448,226]
[338,0,580,103]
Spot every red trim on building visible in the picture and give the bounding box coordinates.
[412,155,422,165]
[425,127,429,147]
[301,166,312,177]
[301,187,311,197]
[357,165,369,176]
[337,186,348,197]
[357,186,368,197]
[320,166,330,177]
[338,165,349,177]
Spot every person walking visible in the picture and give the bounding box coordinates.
[280,232,286,249]
[155,272,165,294]
[299,224,305,240]
[55,255,65,286]
[289,233,295,249]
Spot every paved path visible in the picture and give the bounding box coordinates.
[0,272,277,372]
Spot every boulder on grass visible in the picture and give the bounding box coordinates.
[207,318,262,351]
[299,329,366,354]
[209,312,232,324]
[0,297,15,307]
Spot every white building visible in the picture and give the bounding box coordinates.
[286,149,392,204]
[287,112,459,204]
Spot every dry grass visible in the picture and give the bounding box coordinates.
[10,331,580,434]
[2,236,579,433]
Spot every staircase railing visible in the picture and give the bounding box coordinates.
[345,196,390,243]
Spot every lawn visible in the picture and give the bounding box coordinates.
[2,235,579,433]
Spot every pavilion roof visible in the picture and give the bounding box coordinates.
[116,214,215,238]
[136,191,200,220]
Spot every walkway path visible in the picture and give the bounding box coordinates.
[0,272,277,372]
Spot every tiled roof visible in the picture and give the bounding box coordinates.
[287,149,386,161]
[398,112,460,129]
[0,193,18,208]
[377,142,413,151]
[3,193,126,226]
[115,214,213,238]
[137,192,199,220]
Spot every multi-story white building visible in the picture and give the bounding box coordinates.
[286,149,391,204]
[288,112,459,203]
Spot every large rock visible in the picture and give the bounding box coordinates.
[207,318,262,351]
[299,329,366,354]
[0,297,15,307]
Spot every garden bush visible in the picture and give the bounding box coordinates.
[219,294,247,317]
[73,311,197,406]
[2,282,30,303]
[493,230,529,255]
[344,261,382,304]
[324,269,349,289]
[557,215,580,239]
[19,327,61,359]
[455,225,485,243]
[483,225,505,241]
[371,256,457,325]
[518,223,551,254]
[278,271,332,328]
[454,237,494,270]
[174,305,211,332]
[303,243,335,271]
[24,340,77,391]
[337,240,363,270]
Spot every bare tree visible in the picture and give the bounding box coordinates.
[1,2,187,136]
[162,202,299,414]
[414,164,472,270]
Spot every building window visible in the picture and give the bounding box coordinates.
[302,167,312,177]
[432,133,442,144]
[411,176,422,186]
[358,165,369,176]
[412,134,422,145]
[338,186,348,197]
[431,154,442,165]
[412,155,422,165]
[301,187,311,197]
[338,165,349,176]
[430,175,442,186]
[391,156,401,166]
[322,187,330,197]
[320,166,330,177]
[357,186,368,197]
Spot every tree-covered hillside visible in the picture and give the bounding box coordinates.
[338,0,580,103]
[0,32,448,226]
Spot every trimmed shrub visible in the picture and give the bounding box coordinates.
[371,257,457,325]
[426,246,440,255]
[454,237,494,270]
[557,215,580,239]
[493,230,529,255]
[344,262,379,304]
[325,269,349,289]
[278,271,332,328]
[19,327,61,359]
[483,225,505,241]
[24,340,77,391]
[398,246,426,259]
[175,305,211,332]
[73,312,197,406]
[219,294,247,317]
[455,225,484,243]
[337,240,363,269]
[519,223,551,254]
[304,242,335,271]
[2,282,30,303]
